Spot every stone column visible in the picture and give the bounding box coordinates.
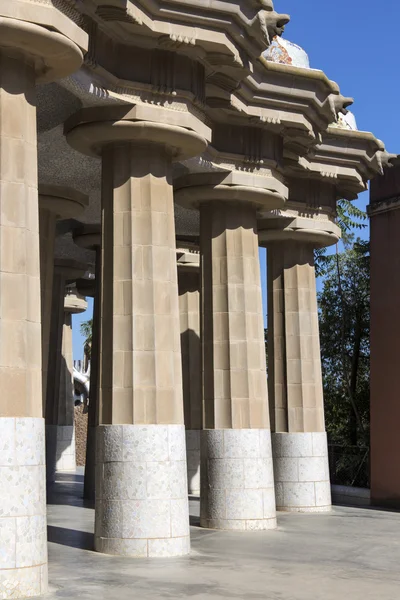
[175,168,288,531]
[261,214,340,512]
[65,105,207,557]
[177,249,202,496]
[74,225,101,504]
[45,260,86,483]
[39,187,88,415]
[0,13,84,598]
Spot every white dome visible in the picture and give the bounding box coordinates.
[263,36,310,69]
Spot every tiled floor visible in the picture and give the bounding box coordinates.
[46,469,400,599]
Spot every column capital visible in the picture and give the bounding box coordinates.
[76,278,96,298]
[259,213,340,248]
[39,185,88,219]
[177,247,200,272]
[64,105,209,162]
[54,258,87,282]
[73,223,101,250]
[174,170,287,213]
[64,289,87,314]
[0,15,84,82]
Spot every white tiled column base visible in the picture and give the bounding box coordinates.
[272,432,331,513]
[186,430,200,496]
[0,418,48,599]
[95,424,190,557]
[200,429,277,531]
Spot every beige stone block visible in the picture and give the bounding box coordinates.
[154,282,172,315]
[303,408,325,433]
[0,320,27,368]
[214,397,233,429]
[0,273,27,320]
[248,370,267,401]
[231,370,250,399]
[131,212,153,246]
[154,315,174,350]
[26,186,39,234]
[286,359,302,385]
[212,285,229,313]
[133,281,154,315]
[26,275,41,324]
[155,352,174,389]
[112,388,134,425]
[0,368,27,417]
[133,315,155,351]
[134,352,156,387]
[152,246,171,281]
[228,313,247,342]
[0,182,27,228]
[274,407,288,433]
[156,389,183,424]
[288,407,305,433]
[26,321,41,369]
[214,369,232,400]
[0,136,25,183]
[0,225,26,274]
[114,246,132,281]
[114,316,133,352]
[214,312,229,342]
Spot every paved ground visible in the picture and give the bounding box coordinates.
[46,469,400,599]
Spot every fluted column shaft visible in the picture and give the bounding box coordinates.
[201,201,269,429]
[267,240,331,512]
[100,144,183,424]
[0,50,46,597]
[178,266,201,495]
[200,200,276,531]
[95,143,190,557]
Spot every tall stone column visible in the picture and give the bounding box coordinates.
[261,214,340,512]
[175,167,287,531]
[0,13,85,598]
[45,260,87,483]
[74,225,101,504]
[65,105,208,557]
[177,249,202,496]
[39,186,88,414]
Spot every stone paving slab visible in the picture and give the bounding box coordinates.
[46,471,400,599]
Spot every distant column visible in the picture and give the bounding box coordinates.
[177,249,202,495]
[260,208,340,512]
[45,260,87,483]
[74,225,101,504]
[39,186,88,414]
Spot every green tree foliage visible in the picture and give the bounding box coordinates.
[315,199,367,277]
[318,239,370,449]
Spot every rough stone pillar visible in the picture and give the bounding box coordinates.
[177,249,202,496]
[39,187,88,414]
[198,200,276,530]
[45,261,86,483]
[0,13,84,598]
[65,106,207,557]
[261,211,340,513]
[74,225,101,505]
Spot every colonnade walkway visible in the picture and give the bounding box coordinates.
[46,469,400,599]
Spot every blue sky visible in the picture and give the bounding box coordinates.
[72,0,399,359]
